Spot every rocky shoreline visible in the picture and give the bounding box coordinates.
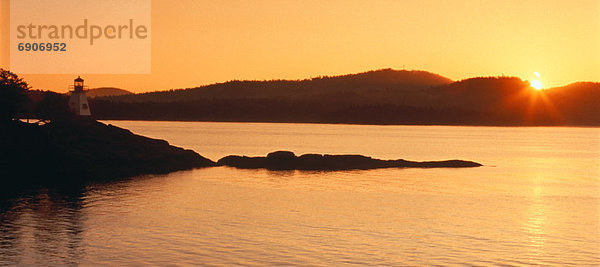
[1,119,481,186]
[0,118,215,184]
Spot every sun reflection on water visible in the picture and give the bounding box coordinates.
[525,175,547,262]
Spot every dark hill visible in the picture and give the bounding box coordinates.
[102,69,452,103]
[89,70,600,126]
[540,82,600,125]
[87,87,132,98]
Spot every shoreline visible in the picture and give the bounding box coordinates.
[2,119,484,187]
[99,119,600,129]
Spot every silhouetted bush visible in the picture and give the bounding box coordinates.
[0,69,29,122]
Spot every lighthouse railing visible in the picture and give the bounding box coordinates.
[68,85,90,92]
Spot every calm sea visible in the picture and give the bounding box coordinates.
[1,121,598,266]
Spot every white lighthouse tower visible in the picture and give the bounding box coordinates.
[68,76,91,116]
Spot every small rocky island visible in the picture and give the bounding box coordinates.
[218,151,482,170]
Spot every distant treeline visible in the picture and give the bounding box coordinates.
[89,98,595,126]
[88,69,599,126]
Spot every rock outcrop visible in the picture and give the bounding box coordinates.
[0,118,215,183]
[0,118,482,187]
[218,151,482,170]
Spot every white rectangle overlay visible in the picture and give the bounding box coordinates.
[10,0,151,74]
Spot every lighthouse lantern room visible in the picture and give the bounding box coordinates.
[68,76,91,116]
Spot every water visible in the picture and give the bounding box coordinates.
[1,121,598,265]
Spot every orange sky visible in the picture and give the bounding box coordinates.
[1,0,599,93]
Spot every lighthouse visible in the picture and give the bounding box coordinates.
[68,76,92,116]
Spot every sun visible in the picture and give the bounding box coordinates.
[529,72,543,90]
[531,79,543,90]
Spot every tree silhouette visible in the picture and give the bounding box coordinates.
[0,69,29,122]
[84,69,600,126]
[35,92,71,120]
